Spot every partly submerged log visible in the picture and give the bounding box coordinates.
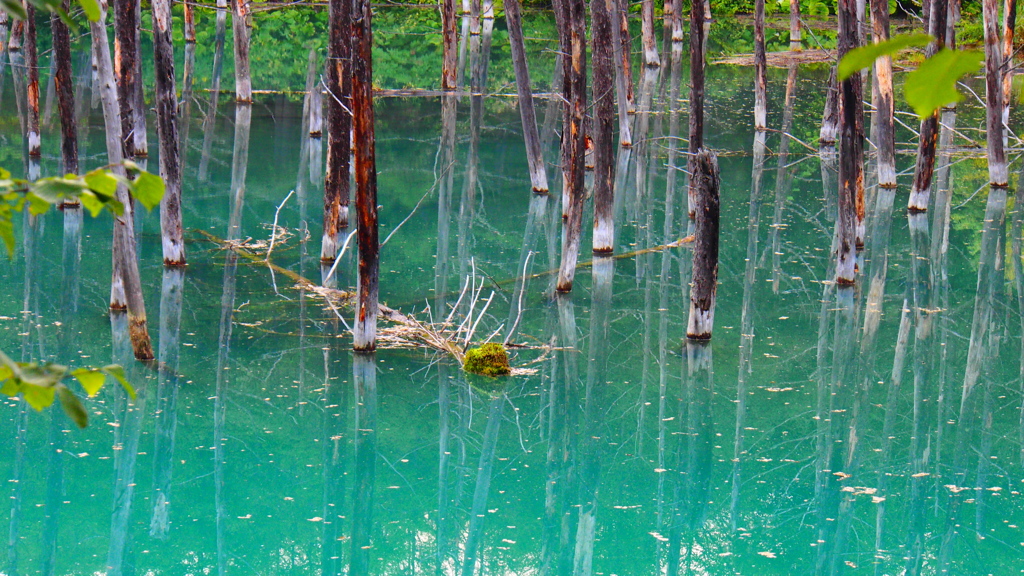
[591,0,616,253]
[641,0,660,67]
[753,0,767,130]
[153,0,186,265]
[687,149,720,340]
[870,0,896,188]
[555,0,588,292]
[323,0,353,261]
[983,0,1008,186]
[505,0,549,194]
[25,5,40,157]
[836,0,864,282]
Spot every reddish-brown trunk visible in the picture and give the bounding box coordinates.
[352,0,379,350]
[687,0,706,218]
[323,0,353,262]
[25,4,40,157]
[837,0,864,282]
[555,0,587,291]
[51,7,77,176]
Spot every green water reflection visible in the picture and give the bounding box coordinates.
[2,12,1024,576]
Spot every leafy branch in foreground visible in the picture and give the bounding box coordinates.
[0,162,165,256]
[838,33,984,119]
[0,351,135,428]
[1,161,164,426]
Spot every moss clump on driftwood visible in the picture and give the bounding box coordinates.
[463,343,511,377]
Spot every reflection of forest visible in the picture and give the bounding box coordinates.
[4,10,1024,576]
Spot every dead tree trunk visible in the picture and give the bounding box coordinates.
[687,0,706,218]
[836,0,864,283]
[555,0,587,292]
[1003,0,1016,133]
[306,50,323,137]
[754,0,767,130]
[90,0,154,360]
[871,0,896,188]
[232,0,252,103]
[553,0,571,218]
[790,0,802,49]
[687,149,720,340]
[441,0,457,90]
[983,0,1007,186]
[506,0,549,194]
[51,6,77,176]
[183,0,196,42]
[820,66,839,144]
[642,0,661,67]
[592,0,616,253]
[609,0,631,145]
[153,0,185,266]
[323,0,352,262]
[352,0,379,350]
[907,0,947,211]
[616,0,634,112]
[25,4,40,157]
[114,0,140,157]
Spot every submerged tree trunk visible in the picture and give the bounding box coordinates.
[642,0,661,66]
[609,0,631,145]
[153,0,185,266]
[870,0,896,188]
[753,0,767,130]
[820,66,839,144]
[1003,0,1016,133]
[91,0,154,360]
[441,0,457,90]
[323,0,352,262]
[25,5,40,157]
[506,0,549,193]
[231,0,252,102]
[836,0,864,283]
[51,7,78,177]
[555,0,587,292]
[687,150,720,340]
[306,50,323,137]
[114,0,140,157]
[591,0,616,253]
[983,0,1007,186]
[352,0,379,350]
[907,0,947,211]
[687,0,706,218]
[790,0,802,49]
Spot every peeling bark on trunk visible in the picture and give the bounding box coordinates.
[323,0,352,262]
[114,0,140,157]
[555,0,587,292]
[754,0,767,130]
[90,0,154,360]
[51,7,77,177]
[820,66,839,144]
[25,5,40,157]
[687,0,706,219]
[871,0,896,188]
[441,0,457,90]
[352,0,379,350]
[983,0,1007,186]
[907,0,947,211]
[506,0,549,193]
[232,0,252,103]
[305,49,322,137]
[836,0,864,283]
[642,0,661,66]
[609,0,631,146]
[183,0,196,43]
[616,0,634,112]
[1003,0,1015,133]
[592,0,616,253]
[153,0,185,266]
[687,150,720,340]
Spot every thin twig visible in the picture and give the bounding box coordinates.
[266,189,295,262]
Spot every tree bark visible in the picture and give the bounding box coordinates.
[555,0,587,291]
[153,0,185,266]
[506,0,549,193]
[323,0,353,262]
[113,0,140,158]
[441,0,457,90]
[836,0,864,283]
[1003,0,1015,134]
[609,0,631,145]
[305,49,323,137]
[183,0,196,43]
[553,0,571,218]
[790,0,802,49]
[90,0,154,360]
[592,0,616,253]
[352,0,379,350]
[983,0,1007,185]
[51,7,77,177]
[687,0,706,218]
[199,0,228,181]
[642,0,661,66]
[231,0,252,103]
[616,0,634,112]
[754,0,767,130]
[687,149,720,340]
[820,66,839,144]
[871,0,896,188]
[907,0,947,211]
[25,4,40,157]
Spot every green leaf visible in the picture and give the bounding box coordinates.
[26,193,52,216]
[102,365,134,399]
[71,368,107,397]
[22,384,56,411]
[838,34,933,80]
[0,211,14,257]
[58,386,89,428]
[77,0,99,20]
[78,192,106,218]
[1,0,27,19]
[31,177,88,204]
[904,48,985,119]
[129,171,165,211]
[84,169,119,198]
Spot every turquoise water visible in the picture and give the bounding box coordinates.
[3,11,1024,575]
